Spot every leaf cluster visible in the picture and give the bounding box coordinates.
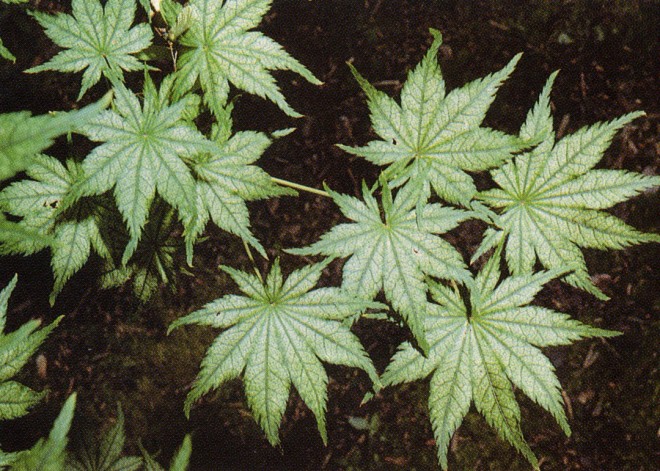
[0,1,657,470]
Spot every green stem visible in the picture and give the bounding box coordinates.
[271,177,331,197]
[242,240,264,283]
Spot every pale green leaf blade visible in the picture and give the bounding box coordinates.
[469,329,538,468]
[536,111,645,191]
[348,63,409,147]
[169,295,264,332]
[383,237,429,351]
[178,261,379,444]
[27,0,153,99]
[175,0,319,117]
[184,318,260,415]
[537,170,660,209]
[520,71,558,145]
[243,317,290,445]
[423,53,522,149]
[275,315,329,443]
[477,325,570,435]
[400,28,446,148]
[535,206,660,249]
[483,306,620,347]
[428,326,472,470]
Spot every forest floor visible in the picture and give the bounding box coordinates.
[0,0,658,470]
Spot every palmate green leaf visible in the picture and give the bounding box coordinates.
[183,109,294,264]
[11,393,76,471]
[27,0,153,99]
[340,29,523,206]
[289,179,472,353]
[169,259,380,445]
[0,94,110,181]
[0,155,114,304]
[172,0,321,118]
[74,76,213,265]
[67,404,143,471]
[0,275,61,421]
[478,73,659,299]
[381,252,619,470]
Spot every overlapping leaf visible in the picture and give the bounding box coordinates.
[340,29,523,206]
[73,76,213,265]
[381,251,619,469]
[172,0,321,117]
[478,73,659,299]
[27,0,153,99]
[184,110,294,263]
[0,155,114,304]
[99,198,180,302]
[289,180,472,353]
[169,260,380,445]
[0,275,61,422]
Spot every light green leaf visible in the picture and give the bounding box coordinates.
[169,259,379,445]
[172,0,321,118]
[289,180,471,353]
[74,77,211,265]
[479,87,657,299]
[341,29,522,206]
[0,155,113,304]
[381,251,619,470]
[27,0,153,99]
[183,117,294,264]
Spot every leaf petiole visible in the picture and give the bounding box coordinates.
[271,177,331,197]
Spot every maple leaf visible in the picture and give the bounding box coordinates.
[73,75,213,265]
[27,0,153,99]
[183,107,295,263]
[0,154,114,304]
[381,250,619,470]
[339,29,523,206]
[67,404,143,471]
[0,275,61,421]
[172,0,321,117]
[478,72,660,299]
[289,179,472,353]
[168,259,381,445]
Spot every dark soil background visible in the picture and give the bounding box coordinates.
[0,0,658,470]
